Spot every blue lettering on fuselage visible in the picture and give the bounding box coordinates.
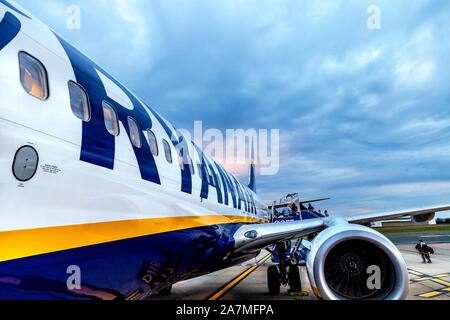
[244,188,256,214]
[231,175,244,211]
[52,32,257,213]
[54,34,161,185]
[0,12,21,52]
[216,163,237,208]
[206,158,223,204]
[0,0,31,19]
[213,162,229,206]
[193,144,222,202]
[142,105,193,194]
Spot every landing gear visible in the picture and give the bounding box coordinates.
[290,252,300,266]
[267,265,281,295]
[288,265,302,292]
[267,241,305,295]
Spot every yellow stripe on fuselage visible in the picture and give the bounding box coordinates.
[0,215,268,263]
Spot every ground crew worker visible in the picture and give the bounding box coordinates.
[415,239,432,263]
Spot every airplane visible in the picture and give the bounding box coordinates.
[1,0,449,300]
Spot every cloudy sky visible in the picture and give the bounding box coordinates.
[14,0,450,217]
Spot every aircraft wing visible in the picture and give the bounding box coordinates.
[233,205,450,253]
[345,205,450,224]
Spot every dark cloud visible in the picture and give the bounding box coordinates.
[16,0,450,217]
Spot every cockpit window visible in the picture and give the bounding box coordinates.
[102,101,119,136]
[19,52,48,100]
[128,117,142,148]
[68,81,91,122]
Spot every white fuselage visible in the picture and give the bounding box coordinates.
[0,0,269,300]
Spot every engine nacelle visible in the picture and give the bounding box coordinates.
[412,212,435,223]
[306,222,409,300]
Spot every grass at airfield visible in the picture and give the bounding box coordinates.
[374,224,450,234]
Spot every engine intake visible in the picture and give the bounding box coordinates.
[412,212,435,223]
[306,223,409,300]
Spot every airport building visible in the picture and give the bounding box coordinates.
[371,217,431,228]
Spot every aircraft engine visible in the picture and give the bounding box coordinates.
[411,212,435,223]
[306,222,409,300]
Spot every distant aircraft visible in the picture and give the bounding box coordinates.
[1,0,449,300]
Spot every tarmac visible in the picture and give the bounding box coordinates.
[147,231,450,300]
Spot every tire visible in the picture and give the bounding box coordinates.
[290,252,299,266]
[267,265,280,295]
[288,265,302,292]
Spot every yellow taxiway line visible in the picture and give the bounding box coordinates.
[207,254,272,301]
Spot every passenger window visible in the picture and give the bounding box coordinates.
[128,117,142,148]
[19,52,49,100]
[68,81,90,122]
[163,139,172,164]
[147,130,159,157]
[102,101,119,136]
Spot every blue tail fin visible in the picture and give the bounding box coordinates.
[248,139,256,193]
